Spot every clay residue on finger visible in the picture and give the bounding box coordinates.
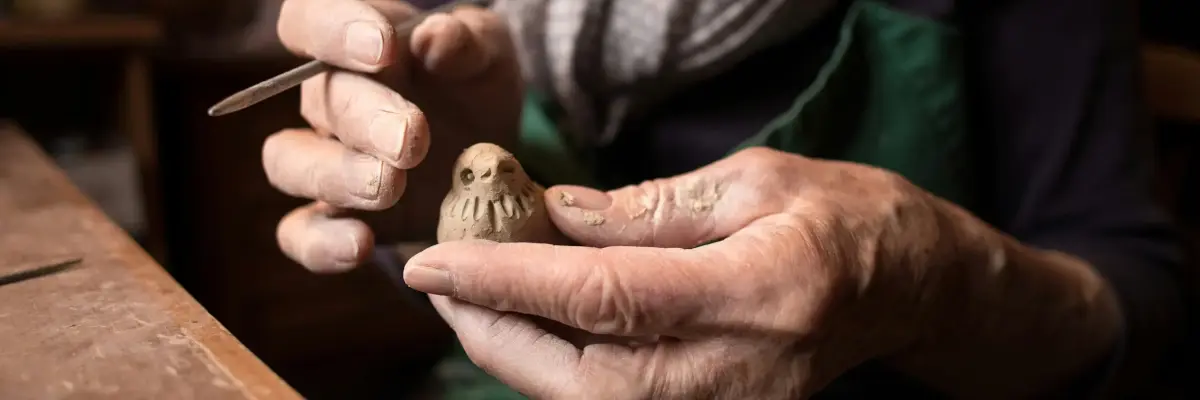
[558,190,576,207]
[581,211,605,226]
[557,190,604,225]
[676,177,724,214]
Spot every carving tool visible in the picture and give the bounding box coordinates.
[0,257,83,287]
[207,0,494,117]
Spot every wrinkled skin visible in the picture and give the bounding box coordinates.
[264,1,1121,399]
[406,147,991,399]
[265,0,522,272]
[404,146,1120,399]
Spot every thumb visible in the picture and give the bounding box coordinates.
[544,169,771,249]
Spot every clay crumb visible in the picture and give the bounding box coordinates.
[558,191,576,207]
[679,178,723,214]
[582,211,606,226]
[628,192,653,219]
[627,206,648,220]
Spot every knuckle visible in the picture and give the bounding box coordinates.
[569,252,639,335]
[276,1,305,53]
[723,147,799,192]
[731,145,774,159]
[614,180,669,245]
[261,132,294,188]
[730,146,789,165]
[298,79,326,127]
[739,147,795,176]
[841,164,918,211]
[647,180,677,242]
[640,179,671,217]
[874,168,916,197]
[616,180,665,214]
[330,82,364,120]
[302,154,332,199]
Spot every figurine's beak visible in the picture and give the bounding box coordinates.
[478,167,495,183]
[476,157,502,183]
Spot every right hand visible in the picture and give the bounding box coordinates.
[262,0,523,273]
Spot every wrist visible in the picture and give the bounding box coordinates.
[891,200,1123,398]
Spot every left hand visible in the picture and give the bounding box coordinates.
[403,147,1001,398]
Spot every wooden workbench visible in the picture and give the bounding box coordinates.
[0,123,299,399]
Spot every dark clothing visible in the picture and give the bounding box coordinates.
[602,0,1185,396]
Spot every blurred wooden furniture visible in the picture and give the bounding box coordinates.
[0,122,299,399]
[0,16,168,263]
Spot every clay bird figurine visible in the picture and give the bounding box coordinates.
[437,143,568,244]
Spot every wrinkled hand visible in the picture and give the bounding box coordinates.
[263,0,522,272]
[404,147,999,399]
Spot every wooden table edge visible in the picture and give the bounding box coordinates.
[0,121,301,399]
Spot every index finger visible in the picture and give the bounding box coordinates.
[404,240,734,337]
[278,0,415,72]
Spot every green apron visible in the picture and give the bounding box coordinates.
[435,1,973,398]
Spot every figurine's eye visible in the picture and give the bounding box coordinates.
[460,169,475,185]
[498,161,516,174]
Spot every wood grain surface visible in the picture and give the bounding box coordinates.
[0,122,299,399]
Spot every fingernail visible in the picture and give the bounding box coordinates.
[348,154,382,199]
[345,22,384,66]
[555,186,612,210]
[404,265,454,296]
[305,221,363,273]
[370,111,408,164]
[330,230,362,270]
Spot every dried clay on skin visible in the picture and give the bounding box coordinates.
[436,143,569,245]
[557,191,605,226]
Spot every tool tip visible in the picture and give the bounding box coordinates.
[207,99,239,117]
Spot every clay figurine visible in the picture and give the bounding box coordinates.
[437,143,567,244]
